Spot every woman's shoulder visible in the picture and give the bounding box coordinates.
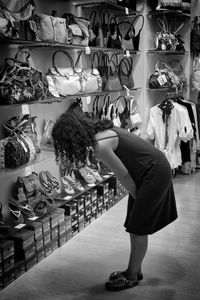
[95,129,118,142]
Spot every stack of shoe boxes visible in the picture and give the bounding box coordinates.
[90,189,98,222]
[48,208,65,252]
[0,239,15,289]
[7,227,36,272]
[61,200,79,237]
[83,192,92,227]
[25,220,44,262]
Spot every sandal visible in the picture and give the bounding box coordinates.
[109,270,143,281]
[105,275,138,291]
[78,167,96,184]
[84,166,103,182]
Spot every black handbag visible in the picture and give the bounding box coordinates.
[118,56,134,90]
[0,50,48,105]
[4,134,30,169]
[107,17,122,49]
[3,114,40,153]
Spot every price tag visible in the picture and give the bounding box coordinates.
[126,50,130,57]
[125,7,129,15]
[22,104,30,115]
[15,223,26,229]
[85,96,91,104]
[64,195,72,200]
[28,216,39,221]
[25,166,32,176]
[85,46,91,54]
[87,183,96,187]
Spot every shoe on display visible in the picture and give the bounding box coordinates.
[62,169,84,192]
[9,198,35,219]
[39,171,60,198]
[34,199,48,216]
[45,170,61,194]
[61,176,75,195]
[78,166,96,184]
[9,201,24,225]
[84,166,103,182]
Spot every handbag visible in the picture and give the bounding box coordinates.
[118,56,134,89]
[104,54,122,91]
[191,56,200,91]
[92,52,110,91]
[114,96,130,129]
[4,134,30,169]
[107,17,122,49]
[191,17,200,57]
[88,10,103,47]
[169,59,187,87]
[0,50,48,104]
[131,14,144,51]
[16,172,42,201]
[149,61,175,89]
[0,0,35,39]
[3,114,40,154]
[75,52,102,93]
[64,13,94,46]
[118,21,135,50]
[34,13,68,43]
[46,50,82,97]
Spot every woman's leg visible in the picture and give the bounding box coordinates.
[126,233,148,281]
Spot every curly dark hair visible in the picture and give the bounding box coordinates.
[51,110,113,167]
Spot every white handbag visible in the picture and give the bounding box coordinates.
[46,50,82,97]
[75,52,102,93]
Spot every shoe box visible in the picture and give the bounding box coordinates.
[58,232,66,247]
[94,182,109,196]
[7,228,36,262]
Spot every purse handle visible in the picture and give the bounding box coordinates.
[52,50,76,75]
[75,51,96,73]
[118,20,135,39]
[119,56,133,77]
[132,14,144,35]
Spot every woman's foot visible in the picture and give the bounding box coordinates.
[105,275,138,291]
[109,269,143,281]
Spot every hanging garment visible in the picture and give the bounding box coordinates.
[146,101,193,169]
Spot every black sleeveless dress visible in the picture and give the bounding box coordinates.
[111,127,178,235]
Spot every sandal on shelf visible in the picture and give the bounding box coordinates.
[62,169,84,192]
[45,171,61,194]
[34,200,48,216]
[9,198,35,219]
[61,177,75,195]
[9,202,24,225]
[105,275,138,292]
[109,270,143,281]
[78,167,96,184]
[84,166,103,182]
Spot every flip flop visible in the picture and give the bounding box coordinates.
[105,275,138,291]
[109,270,143,281]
